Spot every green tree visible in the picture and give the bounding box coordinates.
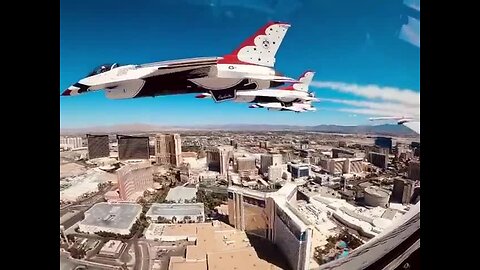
[66,234,75,243]
[313,246,325,264]
[157,216,169,223]
[68,246,86,259]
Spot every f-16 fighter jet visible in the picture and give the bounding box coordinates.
[61,22,295,102]
[195,71,318,105]
[369,116,420,134]
[249,101,317,113]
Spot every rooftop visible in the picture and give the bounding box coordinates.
[364,186,390,198]
[146,203,204,217]
[165,186,197,202]
[150,221,279,270]
[80,202,142,229]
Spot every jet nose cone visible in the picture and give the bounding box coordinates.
[61,89,72,96]
[249,105,258,108]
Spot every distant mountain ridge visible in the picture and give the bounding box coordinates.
[60,123,418,137]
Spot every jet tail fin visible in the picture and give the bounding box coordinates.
[281,71,315,92]
[218,21,291,67]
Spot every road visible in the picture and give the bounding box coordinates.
[132,232,150,270]
[61,185,117,229]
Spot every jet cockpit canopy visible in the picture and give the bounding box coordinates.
[87,63,121,77]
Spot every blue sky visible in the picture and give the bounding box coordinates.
[60,0,420,128]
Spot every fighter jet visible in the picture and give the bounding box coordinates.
[369,116,420,134]
[195,71,318,104]
[249,101,317,113]
[61,22,295,102]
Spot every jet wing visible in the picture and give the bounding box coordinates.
[369,117,420,135]
[140,57,220,78]
[138,57,220,69]
[402,121,420,134]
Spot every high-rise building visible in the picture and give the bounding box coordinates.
[408,160,420,181]
[259,141,270,149]
[117,135,150,160]
[280,149,294,162]
[86,134,110,159]
[345,158,365,174]
[375,137,393,153]
[117,162,154,201]
[288,163,309,179]
[149,138,155,157]
[235,156,257,178]
[411,142,420,157]
[207,145,234,176]
[260,153,283,174]
[230,139,238,149]
[368,152,388,169]
[227,183,313,270]
[155,134,182,167]
[392,178,415,204]
[327,159,345,175]
[268,165,283,182]
[60,136,83,149]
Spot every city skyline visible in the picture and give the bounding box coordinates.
[60,0,419,128]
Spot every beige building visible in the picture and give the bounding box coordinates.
[117,162,154,201]
[155,134,182,167]
[235,156,257,178]
[259,141,270,149]
[227,184,314,270]
[326,157,365,175]
[142,221,280,270]
[268,165,283,183]
[60,136,83,149]
[207,146,234,176]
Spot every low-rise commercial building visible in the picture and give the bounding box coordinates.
[78,202,142,235]
[165,186,197,203]
[146,203,205,223]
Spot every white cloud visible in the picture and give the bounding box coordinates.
[312,81,420,106]
[339,108,407,117]
[403,0,420,11]
[399,16,420,48]
[321,98,419,118]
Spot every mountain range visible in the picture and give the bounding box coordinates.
[60,123,419,137]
